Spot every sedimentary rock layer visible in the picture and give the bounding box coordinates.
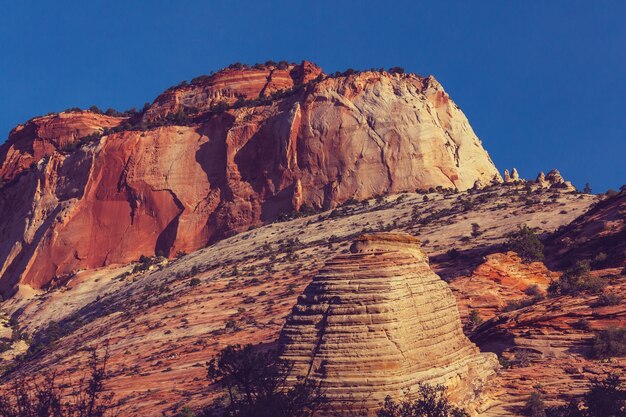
[0,62,501,292]
[279,233,498,415]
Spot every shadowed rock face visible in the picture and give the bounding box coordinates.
[546,190,626,269]
[279,233,498,415]
[0,63,501,293]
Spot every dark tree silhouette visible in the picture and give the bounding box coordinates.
[0,344,118,417]
[203,344,325,417]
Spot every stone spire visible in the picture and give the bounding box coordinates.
[503,169,511,183]
[279,232,498,416]
[511,167,520,181]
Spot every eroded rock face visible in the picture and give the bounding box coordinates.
[450,252,555,324]
[0,64,501,292]
[0,111,124,182]
[279,232,498,415]
[546,190,626,268]
[473,272,626,416]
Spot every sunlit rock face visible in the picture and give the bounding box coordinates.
[279,232,498,416]
[0,63,500,293]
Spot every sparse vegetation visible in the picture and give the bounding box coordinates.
[548,261,607,296]
[377,384,469,417]
[502,295,544,312]
[506,225,544,263]
[523,390,547,417]
[0,346,118,417]
[465,309,483,332]
[591,327,626,358]
[529,374,626,417]
[203,344,325,417]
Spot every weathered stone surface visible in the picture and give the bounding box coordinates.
[279,233,498,415]
[450,252,555,323]
[142,61,323,122]
[0,111,123,182]
[546,189,626,268]
[0,65,501,292]
[545,169,575,191]
[474,271,626,416]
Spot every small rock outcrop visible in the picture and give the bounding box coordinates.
[545,169,576,191]
[535,171,548,188]
[503,168,521,184]
[279,233,498,416]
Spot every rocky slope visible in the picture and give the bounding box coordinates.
[0,62,501,293]
[280,233,498,416]
[0,184,596,416]
[546,189,626,269]
[472,269,626,416]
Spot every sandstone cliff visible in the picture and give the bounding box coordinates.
[0,62,501,293]
[279,233,498,415]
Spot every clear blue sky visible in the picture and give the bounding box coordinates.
[2,1,625,191]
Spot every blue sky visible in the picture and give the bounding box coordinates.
[1,1,624,191]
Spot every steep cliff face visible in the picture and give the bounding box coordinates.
[279,233,498,415]
[0,62,501,292]
[0,112,124,182]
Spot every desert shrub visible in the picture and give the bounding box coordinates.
[465,310,483,332]
[524,390,547,417]
[548,261,606,296]
[592,293,622,307]
[544,374,625,417]
[573,318,591,331]
[377,384,469,417]
[502,295,544,312]
[525,285,543,297]
[203,344,325,417]
[388,67,405,74]
[471,223,482,238]
[189,278,201,287]
[506,225,544,263]
[0,346,117,417]
[591,327,626,358]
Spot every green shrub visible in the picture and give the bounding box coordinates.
[506,225,545,263]
[548,261,606,296]
[502,295,544,312]
[591,327,626,358]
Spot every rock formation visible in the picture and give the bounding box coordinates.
[473,273,626,416]
[535,171,548,188]
[0,62,501,293]
[545,169,576,191]
[279,233,498,415]
[0,111,123,182]
[546,189,626,268]
[503,168,521,184]
[450,252,555,324]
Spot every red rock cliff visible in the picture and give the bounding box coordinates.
[0,62,501,292]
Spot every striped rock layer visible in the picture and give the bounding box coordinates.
[279,233,498,415]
